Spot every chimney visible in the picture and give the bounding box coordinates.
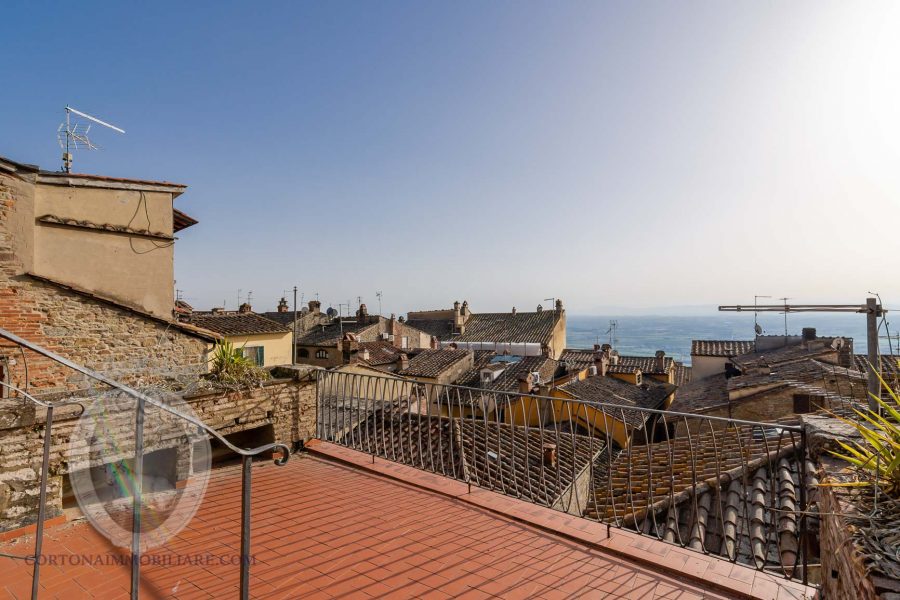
[308,300,321,314]
[359,348,370,361]
[357,303,369,324]
[655,350,666,373]
[511,307,516,315]
[238,302,252,313]
[536,304,543,313]
[555,299,564,312]
[430,335,439,350]
[277,297,289,313]
[341,332,360,363]
[542,443,557,468]
[593,349,609,377]
[802,327,817,342]
[453,300,461,312]
[396,353,409,371]
[211,307,225,314]
[518,372,535,394]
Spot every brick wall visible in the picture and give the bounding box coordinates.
[0,373,319,534]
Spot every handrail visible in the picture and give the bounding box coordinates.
[0,326,289,600]
[317,369,815,584]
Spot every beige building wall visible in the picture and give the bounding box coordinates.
[691,355,730,380]
[22,176,185,319]
[218,332,293,368]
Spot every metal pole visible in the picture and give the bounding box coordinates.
[866,297,881,413]
[130,396,145,599]
[292,286,298,366]
[31,405,54,600]
[239,455,252,600]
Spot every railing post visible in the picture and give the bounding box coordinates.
[130,396,145,600]
[31,404,54,600]
[239,454,252,600]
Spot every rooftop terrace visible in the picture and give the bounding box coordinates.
[0,452,796,600]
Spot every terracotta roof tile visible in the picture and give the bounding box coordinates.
[191,312,289,336]
[691,340,755,357]
[558,376,676,427]
[399,349,472,378]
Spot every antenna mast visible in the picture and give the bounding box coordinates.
[58,106,125,173]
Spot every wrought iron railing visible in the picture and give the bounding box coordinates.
[0,327,290,600]
[317,369,815,584]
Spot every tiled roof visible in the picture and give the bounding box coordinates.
[674,362,692,386]
[190,311,289,336]
[456,311,561,344]
[353,412,607,509]
[669,359,868,416]
[731,344,836,369]
[728,359,868,407]
[560,348,595,371]
[559,376,676,427]
[618,355,675,374]
[456,355,563,394]
[399,349,471,378]
[606,364,641,375]
[854,353,900,378]
[295,318,381,346]
[588,428,818,573]
[404,319,454,340]
[668,374,728,413]
[691,340,755,357]
[359,341,404,366]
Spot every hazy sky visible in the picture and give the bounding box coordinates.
[3,2,899,315]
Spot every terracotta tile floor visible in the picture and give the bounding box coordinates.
[1,454,737,599]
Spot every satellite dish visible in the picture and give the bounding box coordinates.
[57,106,125,173]
[754,323,763,335]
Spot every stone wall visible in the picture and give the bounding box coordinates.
[805,415,897,599]
[0,370,319,535]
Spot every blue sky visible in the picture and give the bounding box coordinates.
[3,2,899,316]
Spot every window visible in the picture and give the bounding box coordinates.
[241,346,265,366]
[298,348,309,359]
[793,394,811,414]
[315,349,329,359]
[401,336,409,349]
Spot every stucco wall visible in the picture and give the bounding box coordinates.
[691,355,728,380]
[224,332,293,368]
[31,182,178,319]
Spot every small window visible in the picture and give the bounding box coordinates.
[315,349,328,359]
[793,394,811,414]
[242,346,264,366]
[401,336,409,349]
[298,348,309,359]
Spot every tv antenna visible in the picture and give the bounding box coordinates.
[376,291,383,316]
[605,320,619,347]
[57,106,125,173]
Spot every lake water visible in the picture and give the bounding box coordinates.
[566,313,897,365]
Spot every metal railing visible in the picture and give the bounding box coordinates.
[0,327,290,600]
[317,369,815,583]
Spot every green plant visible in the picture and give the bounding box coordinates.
[829,362,900,497]
[208,339,270,385]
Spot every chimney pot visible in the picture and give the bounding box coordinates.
[511,307,516,315]
[397,353,410,371]
[277,297,289,313]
